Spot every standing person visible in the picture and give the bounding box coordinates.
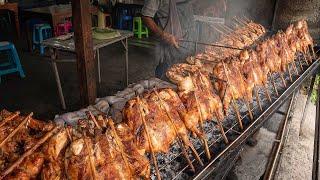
[142,0,198,79]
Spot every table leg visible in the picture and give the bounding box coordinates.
[50,49,66,110]
[97,49,101,83]
[14,10,20,38]
[125,38,129,86]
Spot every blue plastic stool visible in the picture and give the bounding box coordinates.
[32,24,52,55]
[118,10,133,30]
[0,42,25,83]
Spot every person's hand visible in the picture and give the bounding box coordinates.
[162,32,179,49]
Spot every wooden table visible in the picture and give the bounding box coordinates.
[24,4,98,36]
[0,3,20,38]
[42,30,133,109]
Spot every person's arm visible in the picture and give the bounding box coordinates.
[142,16,179,48]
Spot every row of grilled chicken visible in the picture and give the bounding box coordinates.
[184,20,314,113]
[190,21,266,63]
[0,110,151,179]
[0,20,315,180]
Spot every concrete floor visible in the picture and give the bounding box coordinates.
[0,36,157,120]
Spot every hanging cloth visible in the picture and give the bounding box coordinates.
[163,0,183,39]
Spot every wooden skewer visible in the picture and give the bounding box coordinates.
[310,45,316,59]
[87,111,101,129]
[254,88,263,112]
[217,120,229,144]
[82,133,98,180]
[221,24,235,32]
[298,56,304,70]
[189,74,211,159]
[233,16,247,26]
[307,46,314,62]
[211,25,242,42]
[0,112,33,148]
[65,126,73,142]
[136,97,161,180]
[231,100,243,130]
[242,15,251,23]
[303,53,310,66]
[287,65,293,82]
[263,84,272,103]
[153,90,203,167]
[291,62,299,75]
[244,100,253,121]
[107,119,134,176]
[216,24,232,33]
[152,91,195,170]
[270,74,279,96]
[0,111,20,128]
[1,126,59,179]
[220,61,243,130]
[280,73,287,88]
[197,72,229,145]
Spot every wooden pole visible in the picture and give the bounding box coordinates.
[72,0,97,106]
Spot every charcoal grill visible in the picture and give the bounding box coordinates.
[149,57,320,180]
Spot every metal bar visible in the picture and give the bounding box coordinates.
[179,39,244,50]
[263,92,296,180]
[97,49,101,83]
[299,75,316,135]
[312,73,320,180]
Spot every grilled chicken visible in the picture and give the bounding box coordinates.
[64,119,150,180]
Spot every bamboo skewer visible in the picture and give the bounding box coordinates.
[220,61,243,130]
[136,97,161,180]
[307,47,313,62]
[82,133,98,180]
[197,71,229,144]
[0,112,33,148]
[244,100,253,121]
[298,56,304,70]
[217,120,229,144]
[0,111,20,128]
[153,89,203,167]
[107,119,134,177]
[303,53,310,65]
[310,45,316,59]
[216,24,232,34]
[254,88,263,112]
[233,17,246,26]
[237,16,248,25]
[287,65,293,82]
[291,62,299,75]
[1,126,59,179]
[263,84,272,103]
[280,73,287,88]
[88,111,101,129]
[242,15,251,23]
[270,74,279,96]
[189,74,211,159]
[152,91,196,170]
[231,100,243,130]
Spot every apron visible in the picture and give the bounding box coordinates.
[155,0,197,79]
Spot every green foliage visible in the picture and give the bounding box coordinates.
[311,75,320,105]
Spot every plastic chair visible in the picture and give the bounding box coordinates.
[133,17,149,39]
[0,42,25,83]
[118,9,133,30]
[55,21,72,36]
[32,24,52,55]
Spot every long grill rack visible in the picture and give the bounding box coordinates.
[148,58,320,180]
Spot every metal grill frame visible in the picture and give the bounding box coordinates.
[191,59,320,180]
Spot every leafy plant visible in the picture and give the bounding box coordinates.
[311,75,320,105]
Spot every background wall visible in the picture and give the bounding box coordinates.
[273,0,320,41]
